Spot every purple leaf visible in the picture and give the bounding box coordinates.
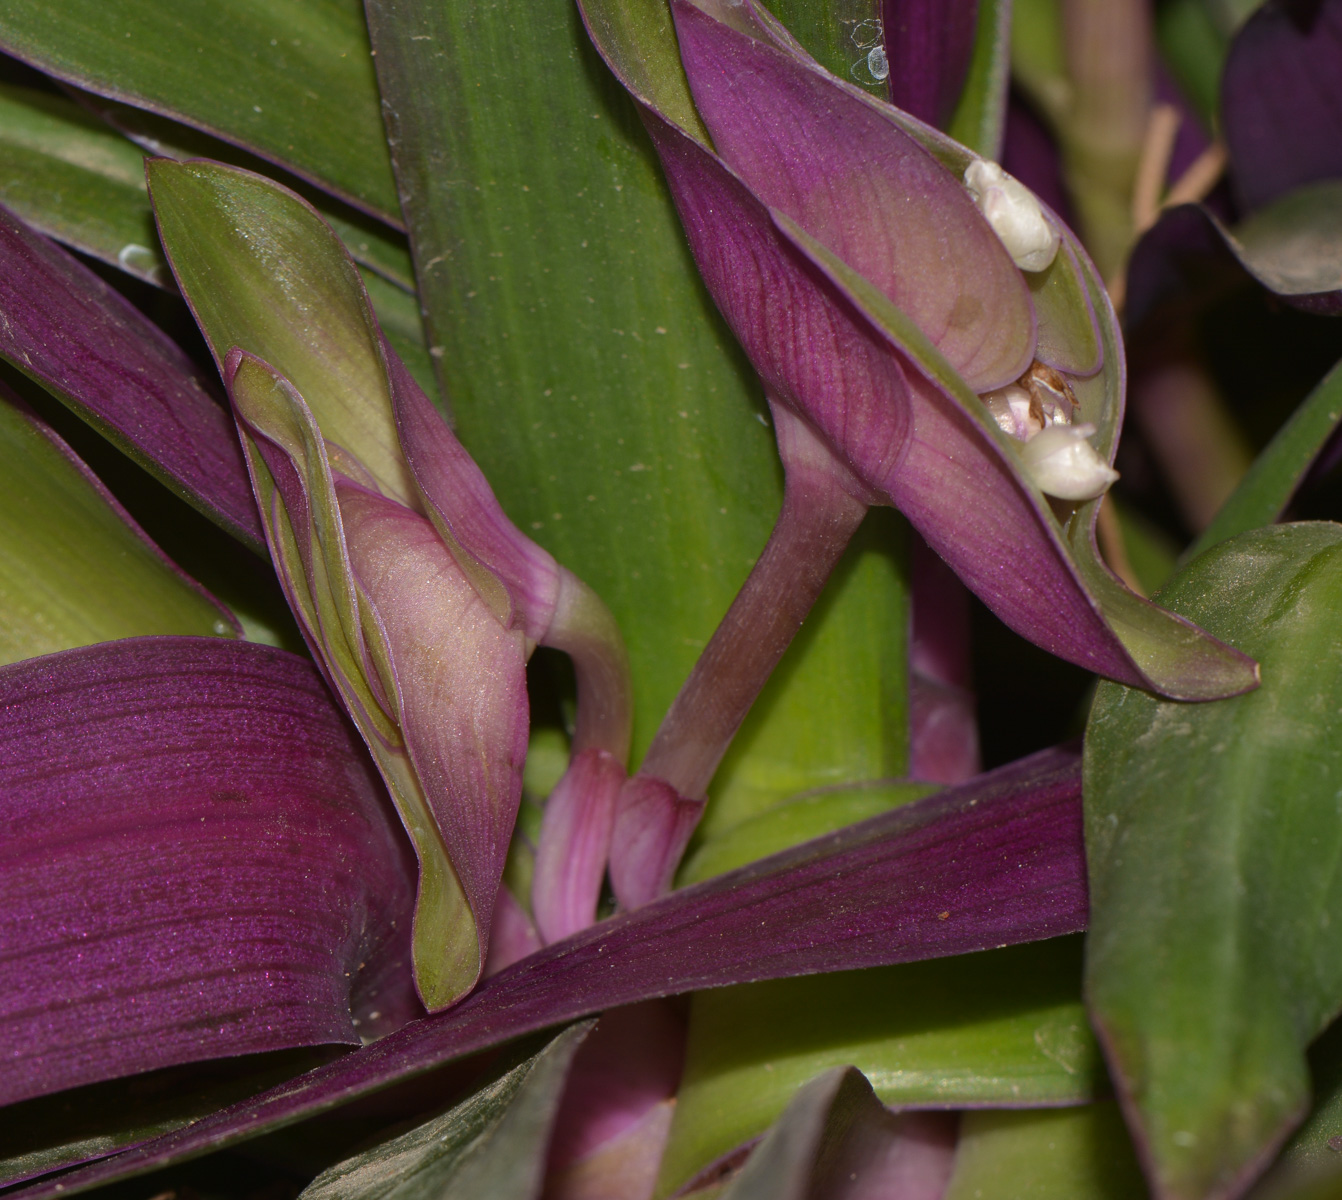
[14,745,1086,1197]
[882,0,980,133]
[1222,0,1342,214]
[0,203,263,550]
[0,636,418,1109]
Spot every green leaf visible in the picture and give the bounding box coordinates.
[0,0,397,221]
[679,778,937,886]
[0,85,430,384]
[947,0,1013,159]
[716,1066,929,1200]
[656,937,1103,1196]
[1085,522,1342,1200]
[364,0,910,781]
[299,1025,592,1200]
[766,0,887,98]
[1155,0,1227,129]
[942,1104,1146,1200]
[0,83,169,287]
[75,95,419,291]
[0,391,236,664]
[1247,1021,1342,1200]
[1189,356,1342,561]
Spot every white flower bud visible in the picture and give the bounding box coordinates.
[1017,423,1119,501]
[963,160,1061,273]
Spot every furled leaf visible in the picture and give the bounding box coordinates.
[0,202,262,548]
[714,1066,957,1200]
[941,1104,1146,1200]
[1190,356,1342,560]
[656,936,1103,1196]
[0,0,398,220]
[1222,0,1342,214]
[300,1025,592,1200]
[0,636,418,1109]
[0,388,238,663]
[1086,523,1342,1200]
[148,159,416,506]
[14,745,1087,1197]
[363,0,911,779]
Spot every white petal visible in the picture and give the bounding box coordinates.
[1017,423,1119,500]
[964,160,1061,273]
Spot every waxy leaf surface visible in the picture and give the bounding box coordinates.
[0,390,237,663]
[0,636,417,1108]
[15,745,1087,1197]
[1086,523,1342,1200]
[0,202,261,548]
[0,0,398,220]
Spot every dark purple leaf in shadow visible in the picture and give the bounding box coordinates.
[1223,0,1342,213]
[0,636,419,1110]
[13,745,1086,1198]
[881,0,980,131]
[1125,198,1342,335]
[0,202,263,550]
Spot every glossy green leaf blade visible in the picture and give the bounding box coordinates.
[946,0,1013,158]
[0,0,398,221]
[1189,357,1342,561]
[942,1105,1146,1200]
[365,0,910,772]
[0,390,236,663]
[656,937,1103,1196]
[300,1025,591,1200]
[1085,523,1342,1200]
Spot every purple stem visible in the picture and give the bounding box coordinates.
[638,405,871,800]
